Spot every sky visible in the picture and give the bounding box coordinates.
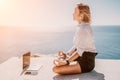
[0,0,120,31]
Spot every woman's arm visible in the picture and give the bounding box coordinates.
[66,46,77,56]
[67,52,80,62]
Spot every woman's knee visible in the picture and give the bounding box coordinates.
[52,66,60,73]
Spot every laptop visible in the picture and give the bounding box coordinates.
[21,52,42,75]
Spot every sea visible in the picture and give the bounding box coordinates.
[0,26,120,63]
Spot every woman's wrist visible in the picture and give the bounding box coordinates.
[66,52,71,56]
[66,60,69,65]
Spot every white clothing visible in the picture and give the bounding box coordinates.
[67,23,97,56]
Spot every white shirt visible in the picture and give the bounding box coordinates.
[67,23,97,56]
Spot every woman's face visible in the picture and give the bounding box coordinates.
[73,7,82,23]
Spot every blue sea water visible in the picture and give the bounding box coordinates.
[0,26,120,62]
[93,26,120,59]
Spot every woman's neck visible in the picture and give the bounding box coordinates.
[78,22,89,25]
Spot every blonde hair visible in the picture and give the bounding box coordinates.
[77,3,91,23]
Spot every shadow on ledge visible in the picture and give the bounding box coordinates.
[53,70,105,80]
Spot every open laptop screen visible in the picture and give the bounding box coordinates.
[23,52,31,69]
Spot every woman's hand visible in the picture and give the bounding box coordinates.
[53,59,67,67]
[58,51,66,59]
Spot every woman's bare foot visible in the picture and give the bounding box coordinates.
[53,59,67,67]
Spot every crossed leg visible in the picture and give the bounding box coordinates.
[53,62,82,75]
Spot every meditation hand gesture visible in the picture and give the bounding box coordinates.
[58,51,67,59]
[53,51,69,66]
[53,59,68,66]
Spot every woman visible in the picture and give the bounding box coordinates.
[53,3,97,75]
